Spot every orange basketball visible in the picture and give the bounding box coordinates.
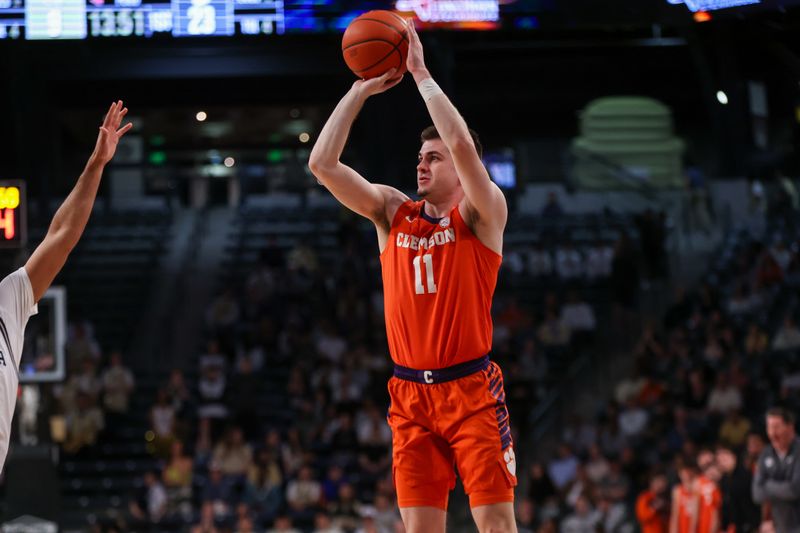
[342,11,409,80]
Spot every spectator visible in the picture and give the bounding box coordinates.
[772,316,800,351]
[542,191,564,217]
[635,473,668,533]
[164,368,190,415]
[212,426,254,481]
[528,462,557,505]
[327,482,361,531]
[706,373,743,415]
[516,498,538,533]
[718,410,751,449]
[162,440,193,520]
[716,445,759,533]
[286,465,323,521]
[560,495,600,533]
[149,389,176,458]
[245,448,284,523]
[65,320,102,366]
[744,323,769,357]
[268,515,302,533]
[752,407,800,533]
[585,242,614,280]
[190,501,219,533]
[100,350,135,414]
[63,392,104,455]
[313,513,345,533]
[548,444,579,491]
[560,291,596,334]
[202,462,234,521]
[538,310,570,348]
[197,360,229,421]
[129,470,168,526]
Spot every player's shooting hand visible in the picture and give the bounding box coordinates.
[92,100,133,165]
[406,21,430,81]
[353,68,404,98]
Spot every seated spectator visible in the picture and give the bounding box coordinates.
[164,368,190,415]
[515,498,538,533]
[190,501,219,533]
[372,494,400,533]
[560,291,596,334]
[202,462,234,521]
[286,465,323,521]
[73,359,102,404]
[65,320,101,366]
[100,350,135,414]
[162,440,193,520]
[212,426,254,481]
[267,516,302,533]
[585,444,611,484]
[542,191,564,217]
[149,389,176,458]
[528,462,557,505]
[618,398,649,442]
[706,373,743,415]
[63,392,104,455]
[327,483,361,531]
[560,495,600,533]
[547,444,579,491]
[129,470,168,527]
[313,513,344,533]
[245,448,284,523]
[744,323,769,356]
[718,410,751,449]
[315,319,348,364]
[538,310,570,348]
[771,315,800,351]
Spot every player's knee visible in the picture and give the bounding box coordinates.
[480,522,516,533]
[476,514,516,533]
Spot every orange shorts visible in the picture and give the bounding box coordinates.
[387,361,517,510]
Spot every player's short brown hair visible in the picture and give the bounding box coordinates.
[766,407,796,425]
[420,126,483,158]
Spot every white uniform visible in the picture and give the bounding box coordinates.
[0,267,38,471]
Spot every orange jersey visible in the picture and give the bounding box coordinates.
[636,490,668,533]
[675,477,721,533]
[380,200,501,369]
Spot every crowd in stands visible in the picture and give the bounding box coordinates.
[514,217,800,533]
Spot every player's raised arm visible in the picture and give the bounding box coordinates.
[25,101,133,303]
[405,23,507,229]
[308,71,408,226]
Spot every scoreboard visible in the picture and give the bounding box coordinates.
[0,181,26,249]
[0,0,288,39]
[0,0,532,39]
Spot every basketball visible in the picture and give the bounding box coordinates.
[342,10,409,80]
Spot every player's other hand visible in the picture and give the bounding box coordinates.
[406,22,430,81]
[92,100,133,165]
[353,68,404,98]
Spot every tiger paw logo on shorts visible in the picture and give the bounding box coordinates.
[503,447,516,476]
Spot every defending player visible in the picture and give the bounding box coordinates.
[0,101,132,471]
[308,23,516,533]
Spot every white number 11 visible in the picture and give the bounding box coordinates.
[413,255,437,295]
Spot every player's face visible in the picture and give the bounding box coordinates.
[417,139,460,198]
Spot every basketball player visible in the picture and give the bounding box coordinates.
[670,458,721,533]
[309,23,516,533]
[0,101,132,471]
